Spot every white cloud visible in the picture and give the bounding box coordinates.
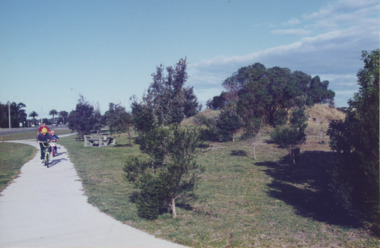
[284,18,300,26]
[271,29,312,36]
[305,0,380,29]
[189,0,379,107]
[306,0,379,20]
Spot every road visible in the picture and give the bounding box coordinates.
[0,125,69,136]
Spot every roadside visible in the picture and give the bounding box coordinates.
[0,139,187,248]
[0,124,69,136]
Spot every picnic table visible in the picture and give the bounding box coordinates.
[84,134,116,147]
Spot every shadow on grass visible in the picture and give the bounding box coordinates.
[114,144,132,147]
[256,151,362,228]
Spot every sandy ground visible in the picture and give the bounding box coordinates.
[0,140,188,248]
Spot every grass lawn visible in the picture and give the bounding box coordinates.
[0,142,36,192]
[59,132,379,248]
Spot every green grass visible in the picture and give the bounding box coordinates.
[59,132,379,248]
[0,142,36,192]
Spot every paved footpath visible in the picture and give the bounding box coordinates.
[0,140,188,248]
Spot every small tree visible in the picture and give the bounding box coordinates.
[270,107,307,165]
[124,125,202,219]
[216,108,244,142]
[241,117,263,160]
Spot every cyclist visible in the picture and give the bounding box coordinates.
[49,130,59,155]
[36,128,51,163]
[37,123,50,134]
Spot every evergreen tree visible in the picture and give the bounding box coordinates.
[124,125,202,219]
[327,49,379,226]
[49,109,58,123]
[220,63,335,126]
[67,96,101,139]
[270,107,307,165]
[216,108,244,142]
[104,103,132,134]
[206,92,227,110]
[131,97,155,134]
[29,111,38,126]
[133,58,200,128]
[59,111,68,124]
[0,102,27,128]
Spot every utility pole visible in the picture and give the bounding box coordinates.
[8,101,11,129]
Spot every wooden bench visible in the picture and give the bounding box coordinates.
[84,134,116,147]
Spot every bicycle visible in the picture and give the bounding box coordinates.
[50,138,59,157]
[40,141,52,168]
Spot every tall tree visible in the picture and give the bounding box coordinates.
[0,102,27,128]
[221,63,335,126]
[206,92,228,110]
[29,111,38,126]
[59,111,68,124]
[104,103,133,146]
[183,87,202,117]
[328,49,379,226]
[307,76,335,106]
[49,109,58,123]
[136,58,200,127]
[131,97,155,134]
[67,96,101,139]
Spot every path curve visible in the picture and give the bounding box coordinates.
[0,140,188,248]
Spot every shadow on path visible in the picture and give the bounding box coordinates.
[49,158,68,167]
[256,151,362,228]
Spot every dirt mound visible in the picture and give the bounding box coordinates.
[182,104,345,136]
[306,104,346,134]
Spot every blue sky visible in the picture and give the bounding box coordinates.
[1,0,379,119]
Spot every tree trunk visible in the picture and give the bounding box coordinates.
[127,124,132,147]
[253,142,256,160]
[170,196,177,218]
[289,149,296,165]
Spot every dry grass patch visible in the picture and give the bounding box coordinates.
[306,104,345,135]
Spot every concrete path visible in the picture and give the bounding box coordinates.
[0,140,188,248]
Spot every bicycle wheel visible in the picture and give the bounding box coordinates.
[45,151,50,168]
[52,147,55,157]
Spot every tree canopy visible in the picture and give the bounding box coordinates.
[209,63,335,126]
[0,102,27,128]
[103,103,132,134]
[67,96,101,138]
[131,58,201,133]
